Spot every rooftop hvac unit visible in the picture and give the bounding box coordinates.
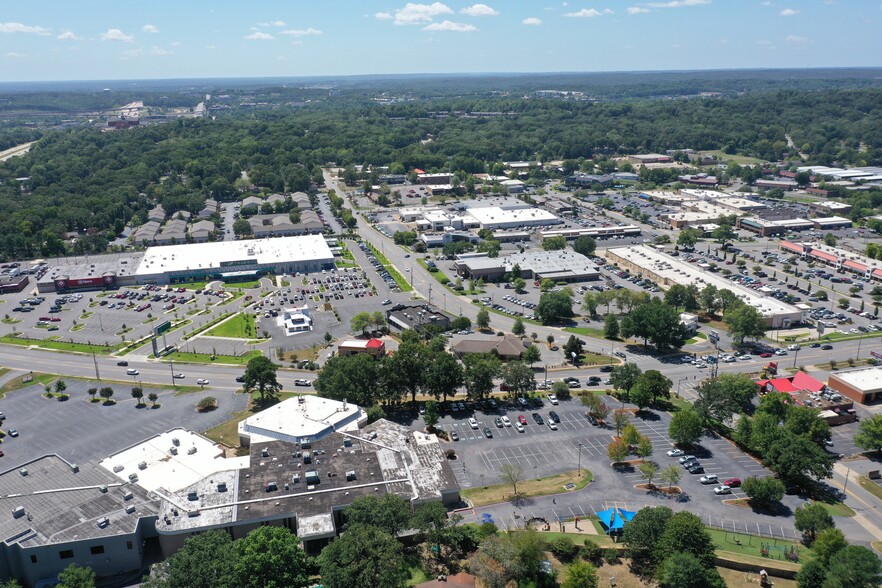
[113,465,125,473]
[187,491,198,501]
[217,482,227,492]
[169,446,178,455]
[128,474,138,482]
[187,510,200,518]
[99,485,108,493]
[261,448,269,458]
[70,464,79,473]
[18,469,27,477]
[12,506,25,519]
[138,462,147,470]
[125,505,136,514]
[187,447,197,455]
[97,517,110,528]
[172,438,180,446]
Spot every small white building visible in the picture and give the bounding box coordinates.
[283,305,312,334]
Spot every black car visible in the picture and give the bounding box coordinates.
[809,343,820,348]
[548,411,560,424]
[236,375,246,383]
[532,412,544,425]
[821,344,833,350]
[682,459,699,469]
[483,428,493,438]
[116,361,129,366]
[687,465,704,474]
[599,365,614,372]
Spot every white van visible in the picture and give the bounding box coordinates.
[126,368,139,376]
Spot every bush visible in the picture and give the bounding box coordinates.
[581,540,603,565]
[445,449,456,460]
[550,537,579,562]
[603,548,620,564]
[366,404,386,423]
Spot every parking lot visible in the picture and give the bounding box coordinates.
[425,394,780,507]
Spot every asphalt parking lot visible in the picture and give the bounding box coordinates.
[426,394,779,508]
[0,379,248,468]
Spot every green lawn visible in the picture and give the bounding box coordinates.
[462,469,592,507]
[707,528,813,565]
[204,313,256,339]
[225,280,263,290]
[565,326,607,339]
[859,476,882,502]
[816,501,855,517]
[176,281,212,290]
[366,242,413,292]
[701,150,767,166]
[181,312,235,340]
[218,290,246,306]
[161,349,262,365]
[0,335,122,354]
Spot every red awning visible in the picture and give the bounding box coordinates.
[779,241,803,254]
[769,377,798,393]
[873,268,882,279]
[791,371,825,392]
[809,250,838,263]
[843,260,867,272]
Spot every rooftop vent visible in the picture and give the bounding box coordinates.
[98,485,108,493]
[125,505,136,514]
[123,491,133,501]
[18,468,27,477]
[12,506,25,519]
[97,517,110,528]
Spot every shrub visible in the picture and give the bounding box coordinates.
[550,537,579,562]
[603,548,620,564]
[581,540,603,565]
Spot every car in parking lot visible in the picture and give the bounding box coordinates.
[547,394,558,405]
[699,474,719,485]
[450,431,459,441]
[494,417,504,428]
[500,416,511,427]
[196,379,209,385]
[547,421,558,430]
[548,411,559,424]
[687,464,705,474]
[723,478,741,488]
[759,352,773,358]
[7,429,18,438]
[532,413,544,425]
[713,485,731,495]
[679,455,696,464]
[518,415,527,425]
[667,448,685,457]
[483,428,493,438]
[517,397,528,407]
[515,423,524,433]
[468,418,479,429]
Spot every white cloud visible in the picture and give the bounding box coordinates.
[0,22,51,35]
[389,2,453,25]
[643,0,709,7]
[206,45,217,49]
[564,8,614,17]
[522,17,543,25]
[57,31,82,41]
[6,52,25,58]
[422,20,477,31]
[756,39,774,46]
[277,55,288,61]
[785,34,808,43]
[281,27,322,36]
[461,3,499,16]
[780,8,799,16]
[245,31,274,40]
[257,20,287,27]
[627,6,651,13]
[101,28,134,42]
[375,12,393,19]
[170,41,181,46]
[142,24,159,33]
[151,47,173,55]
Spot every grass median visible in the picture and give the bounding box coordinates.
[204,313,256,339]
[160,349,262,365]
[366,242,413,292]
[0,335,123,355]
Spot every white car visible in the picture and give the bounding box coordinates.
[500,416,512,427]
[667,448,685,457]
[774,349,788,356]
[787,344,801,351]
[173,373,185,379]
[515,423,525,433]
[738,354,752,360]
[713,485,732,495]
[548,394,559,405]
[699,474,719,485]
[468,418,479,429]
[547,421,558,430]
[196,379,209,385]
[294,379,312,387]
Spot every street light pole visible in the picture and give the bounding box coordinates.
[92,352,100,381]
[169,360,176,387]
[578,442,583,478]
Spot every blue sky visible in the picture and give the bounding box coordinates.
[2,1,881,81]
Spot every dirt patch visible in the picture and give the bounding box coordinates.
[723,498,752,508]
[634,483,682,495]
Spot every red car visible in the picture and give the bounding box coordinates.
[517,415,528,425]
[759,352,773,358]
[724,478,741,488]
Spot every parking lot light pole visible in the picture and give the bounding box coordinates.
[677,377,688,398]
[578,442,583,477]
[169,360,176,387]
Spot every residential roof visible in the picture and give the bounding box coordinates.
[450,335,525,358]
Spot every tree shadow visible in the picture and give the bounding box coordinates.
[637,410,660,422]
[750,501,793,518]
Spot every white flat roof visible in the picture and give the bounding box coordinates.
[135,235,333,275]
[833,367,882,393]
[466,206,559,226]
[239,395,363,444]
[606,245,803,319]
[100,428,246,493]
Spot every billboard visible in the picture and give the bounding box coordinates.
[54,274,116,291]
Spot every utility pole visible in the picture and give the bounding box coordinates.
[169,360,176,387]
[578,442,583,478]
[92,353,100,381]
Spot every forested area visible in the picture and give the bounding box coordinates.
[1,83,882,260]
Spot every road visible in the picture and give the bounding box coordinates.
[0,141,34,162]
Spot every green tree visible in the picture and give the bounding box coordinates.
[319,525,408,588]
[664,284,698,312]
[512,277,526,292]
[386,339,428,404]
[234,526,309,588]
[349,311,371,335]
[536,290,574,325]
[764,433,834,489]
[562,560,598,588]
[477,239,501,258]
[563,335,585,363]
[609,362,642,399]
[693,373,756,424]
[476,307,490,330]
[824,233,837,247]
[469,534,522,588]
[164,530,237,588]
[148,392,159,406]
[621,506,673,575]
[796,560,828,588]
[825,545,882,588]
[795,503,835,543]
[659,464,681,490]
[712,223,735,244]
[603,313,619,339]
[620,299,688,352]
[741,476,785,509]
[56,564,96,588]
[425,350,464,403]
[629,381,653,411]
[499,361,535,397]
[54,379,67,394]
[131,386,144,406]
[607,438,628,462]
[854,414,882,453]
[242,356,282,406]
[656,511,716,569]
[633,370,671,404]
[656,552,725,588]
[676,228,701,248]
[813,528,848,567]
[314,353,383,407]
[99,386,114,402]
[233,218,252,237]
[542,235,567,251]
[571,236,597,257]
[699,284,721,316]
[723,302,767,345]
[522,344,541,367]
[424,399,440,428]
[668,408,703,446]
[638,460,659,486]
[344,494,412,537]
[463,353,501,402]
[511,317,525,336]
